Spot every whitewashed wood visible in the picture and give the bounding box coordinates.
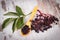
[0,0,60,40]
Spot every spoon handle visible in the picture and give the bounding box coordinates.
[26,6,38,28]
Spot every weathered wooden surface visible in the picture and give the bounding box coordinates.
[0,0,60,40]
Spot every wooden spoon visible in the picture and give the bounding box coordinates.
[20,6,38,36]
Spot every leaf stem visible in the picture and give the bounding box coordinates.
[25,12,31,16]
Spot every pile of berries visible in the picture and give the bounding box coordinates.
[31,10,59,33]
[21,25,30,35]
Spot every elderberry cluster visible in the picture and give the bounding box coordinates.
[31,10,59,33]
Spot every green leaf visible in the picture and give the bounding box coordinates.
[2,18,16,29]
[16,6,25,16]
[12,17,24,32]
[4,12,19,16]
[16,17,24,29]
[12,18,17,32]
